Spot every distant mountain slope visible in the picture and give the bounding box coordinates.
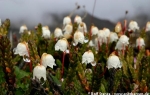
[48,12,115,31]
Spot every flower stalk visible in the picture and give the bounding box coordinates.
[61,51,66,79]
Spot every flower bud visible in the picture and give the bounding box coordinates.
[63,24,73,39]
[115,22,122,33]
[146,22,150,32]
[33,64,46,81]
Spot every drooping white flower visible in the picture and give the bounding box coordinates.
[115,35,129,50]
[128,21,139,32]
[41,53,56,68]
[103,28,110,38]
[33,64,46,81]
[91,26,98,36]
[74,15,82,24]
[19,25,28,34]
[63,24,73,39]
[145,22,150,32]
[98,30,106,45]
[115,22,122,33]
[107,55,122,69]
[54,27,63,38]
[14,42,29,57]
[14,42,30,62]
[136,37,145,48]
[89,40,95,47]
[55,38,68,52]
[82,50,95,65]
[77,22,87,33]
[73,31,85,46]
[109,32,118,43]
[42,26,51,39]
[63,16,71,26]
[88,37,99,51]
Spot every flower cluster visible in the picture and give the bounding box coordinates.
[1,13,149,94]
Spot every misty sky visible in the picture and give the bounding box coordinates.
[0,0,150,28]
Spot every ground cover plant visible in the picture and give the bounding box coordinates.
[0,11,150,95]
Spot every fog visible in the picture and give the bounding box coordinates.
[0,0,150,29]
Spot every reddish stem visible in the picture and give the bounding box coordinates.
[61,51,66,79]
[122,44,125,56]
[29,61,32,72]
[106,37,109,52]
[98,40,100,51]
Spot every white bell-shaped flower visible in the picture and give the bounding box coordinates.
[115,35,129,50]
[119,35,129,44]
[55,38,68,52]
[14,42,29,57]
[42,26,51,39]
[98,30,107,45]
[88,37,99,51]
[77,22,87,33]
[136,37,145,48]
[91,26,98,36]
[54,27,63,38]
[103,28,110,38]
[107,55,122,69]
[63,24,73,39]
[89,40,95,47]
[146,22,150,32]
[82,50,94,65]
[33,64,46,81]
[14,42,30,62]
[109,32,118,43]
[129,21,139,32]
[74,15,82,24]
[73,31,85,46]
[115,22,122,33]
[19,25,28,34]
[63,16,71,26]
[41,53,56,68]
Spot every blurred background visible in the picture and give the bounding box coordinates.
[0,0,150,39]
